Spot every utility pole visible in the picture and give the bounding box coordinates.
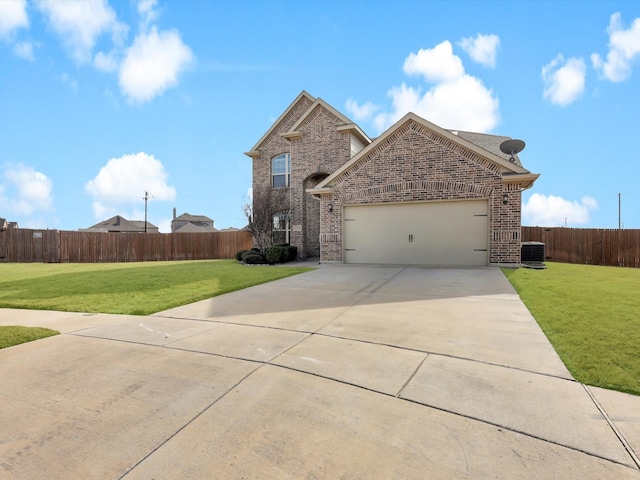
[618,192,622,230]
[143,190,149,233]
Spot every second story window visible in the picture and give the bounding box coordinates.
[272,153,290,188]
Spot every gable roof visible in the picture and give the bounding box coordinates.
[244,90,316,157]
[281,97,372,146]
[310,112,538,194]
[83,215,158,233]
[173,222,217,233]
[173,212,213,223]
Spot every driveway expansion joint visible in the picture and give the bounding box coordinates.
[583,384,640,470]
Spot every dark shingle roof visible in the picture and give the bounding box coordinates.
[174,213,213,222]
[84,215,158,232]
[452,130,524,168]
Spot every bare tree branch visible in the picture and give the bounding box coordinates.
[242,185,290,252]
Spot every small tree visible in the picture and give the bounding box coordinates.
[242,185,290,252]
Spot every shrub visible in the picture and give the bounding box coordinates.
[285,245,297,262]
[243,253,267,265]
[266,246,288,264]
[235,250,249,262]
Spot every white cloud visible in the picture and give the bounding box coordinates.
[351,40,499,134]
[0,0,28,38]
[523,193,597,226]
[36,0,124,63]
[0,162,53,216]
[345,98,380,121]
[118,26,194,103]
[458,33,500,68]
[403,41,465,83]
[138,0,159,29]
[59,72,78,92]
[372,76,499,133]
[13,41,34,61]
[591,13,640,82]
[85,152,176,220]
[93,50,119,72]
[541,55,586,106]
[33,0,193,104]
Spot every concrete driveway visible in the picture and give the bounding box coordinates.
[1,265,639,479]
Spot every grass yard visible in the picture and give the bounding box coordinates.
[0,259,313,316]
[503,262,640,396]
[0,326,59,349]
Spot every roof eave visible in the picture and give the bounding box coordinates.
[246,90,316,153]
[314,112,530,191]
[503,172,540,190]
[282,97,364,140]
[336,123,372,145]
[281,131,302,140]
[306,186,332,197]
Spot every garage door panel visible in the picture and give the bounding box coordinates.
[344,201,488,266]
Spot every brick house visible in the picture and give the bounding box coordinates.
[83,215,159,233]
[171,212,216,233]
[245,91,539,265]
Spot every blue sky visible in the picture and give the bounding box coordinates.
[1,0,639,232]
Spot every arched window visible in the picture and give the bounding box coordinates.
[272,153,290,188]
[272,211,290,245]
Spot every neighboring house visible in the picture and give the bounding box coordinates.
[245,91,539,266]
[82,215,159,233]
[171,212,216,233]
[0,218,18,230]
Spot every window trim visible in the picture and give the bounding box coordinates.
[271,153,290,188]
[272,211,290,245]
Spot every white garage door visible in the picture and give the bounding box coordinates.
[343,200,488,266]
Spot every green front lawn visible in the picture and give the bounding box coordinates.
[0,326,59,349]
[503,262,640,395]
[0,260,313,316]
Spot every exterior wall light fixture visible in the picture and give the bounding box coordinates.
[502,193,509,205]
[328,203,334,213]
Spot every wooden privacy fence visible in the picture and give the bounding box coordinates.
[0,229,252,263]
[522,227,640,268]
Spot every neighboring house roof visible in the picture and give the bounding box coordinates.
[245,90,316,156]
[171,212,216,233]
[174,223,217,233]
[173,213,213,223]
[0,218,17,229]
[82,215,158,233]
[310,112,539,195]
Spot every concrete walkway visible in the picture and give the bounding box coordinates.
[1,265,639,479]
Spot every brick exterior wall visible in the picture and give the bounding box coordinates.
[318,120,523,264]
[251,97,353,258]
[289,106,352,258]
[250,94,528,265]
